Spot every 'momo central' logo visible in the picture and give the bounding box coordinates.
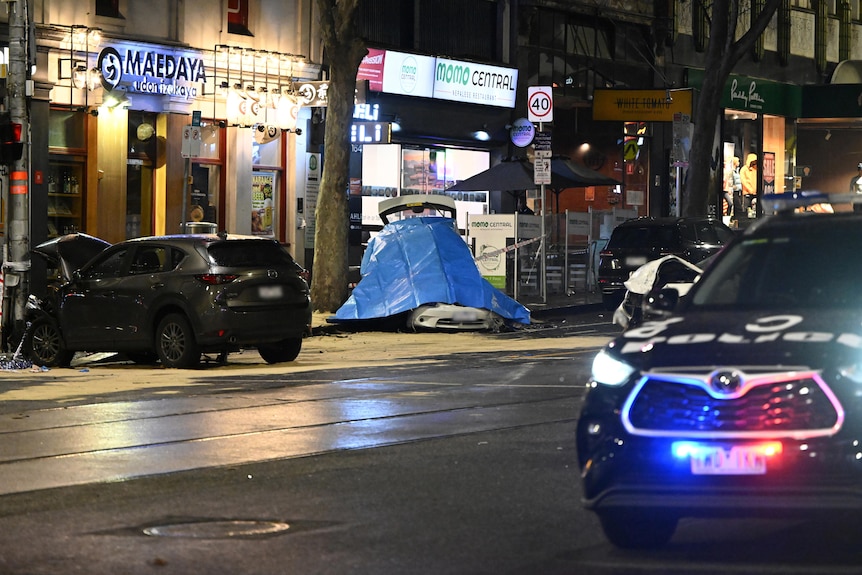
[399,56,418,93]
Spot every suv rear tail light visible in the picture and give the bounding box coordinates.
[195,273,239,285]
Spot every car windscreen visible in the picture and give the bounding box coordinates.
[682,221,734,245]
[689,223,862,309]
[206,241,296,267]
[609,225,677,249]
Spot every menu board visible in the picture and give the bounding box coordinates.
[251,171,275,236]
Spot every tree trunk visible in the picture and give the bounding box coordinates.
[310,0,366,313]
[683,0,782,216]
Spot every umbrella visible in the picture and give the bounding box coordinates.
[447,156,620,212]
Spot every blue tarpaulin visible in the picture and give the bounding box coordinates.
[334,217,531,324]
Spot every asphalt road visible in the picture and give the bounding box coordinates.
[1,310,861,574]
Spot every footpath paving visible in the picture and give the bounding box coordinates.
[0,290,608,408]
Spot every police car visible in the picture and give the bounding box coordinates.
[577,193,862,548]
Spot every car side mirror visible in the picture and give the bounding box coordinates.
[644,287,680,317]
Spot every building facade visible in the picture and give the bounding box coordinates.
[14,0,321,297]
[6,0,862,298]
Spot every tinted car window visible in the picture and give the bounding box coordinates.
[609,226,678,249]
[207,241,295,267]
[687,221,734,244]
[130,246,166,274]
[691,223,862,309]
[84,248,128,279]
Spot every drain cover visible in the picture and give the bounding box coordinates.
[143,520,290,539]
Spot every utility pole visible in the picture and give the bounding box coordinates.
[3,0,30,350]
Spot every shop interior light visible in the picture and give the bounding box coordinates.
[103,88,130,109]
[391,115,402,132]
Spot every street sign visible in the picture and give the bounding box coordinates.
[182,125,201,158]
[534,157,551,185]
[623,139,639,161]
[534,131,551,157]
[528,86,554,123]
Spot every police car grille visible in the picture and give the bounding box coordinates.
[628,376,840,433]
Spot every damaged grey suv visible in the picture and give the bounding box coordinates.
[26,232,311,369]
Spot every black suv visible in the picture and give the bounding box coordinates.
[26,233,311,369]
[578,207,862,548]
[597,217,734,309]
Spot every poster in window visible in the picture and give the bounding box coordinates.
[252,171,275,236]
[762,151,775,195]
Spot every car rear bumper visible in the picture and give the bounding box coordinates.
[194,304,311,347]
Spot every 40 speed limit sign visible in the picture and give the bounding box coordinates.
[528,86,554,123]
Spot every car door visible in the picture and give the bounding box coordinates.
[59,246,131,348]
[109,244,171,345]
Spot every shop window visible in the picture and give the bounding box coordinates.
[96,0,124,18]
[252,136,281,167]
[197,124,221,159]
[48,109,88,237]
[191,121,225,229]
[48,109,87,149]
[228,0,253,36]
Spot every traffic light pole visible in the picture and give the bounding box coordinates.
[3,0,31,350]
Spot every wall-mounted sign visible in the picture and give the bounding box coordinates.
[356,49,519,108]
[295,81,329,107]
[382,51,435,98]
[510,117,535,147]
[433,57,517,108]
[687,70,801,117]
[357,48,386,92]
[592,89,693,122]
[351,122,391,144]
[98,41,207,100]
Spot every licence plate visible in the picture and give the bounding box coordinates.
[690,445,768,475]
[258,285,284,300]
[625,255,648,267]
[451,310,478,321]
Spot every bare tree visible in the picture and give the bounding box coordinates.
[311,0,366,312]
[684,0,782,216]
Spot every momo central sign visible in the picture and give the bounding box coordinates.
[98,41,207,100]
[433,58,517,108]
[357,49,518,108]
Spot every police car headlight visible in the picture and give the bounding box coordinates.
[591,350,636,387]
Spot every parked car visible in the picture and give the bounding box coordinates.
[577,200,862,548]
[597,216,734,309]
[25,232,311,368]
[611,254,706,329]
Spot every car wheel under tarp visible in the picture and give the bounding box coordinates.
[25,317,73,368]
[597,510,677,549]
[257,337,302,363]
[155,313,200,369]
